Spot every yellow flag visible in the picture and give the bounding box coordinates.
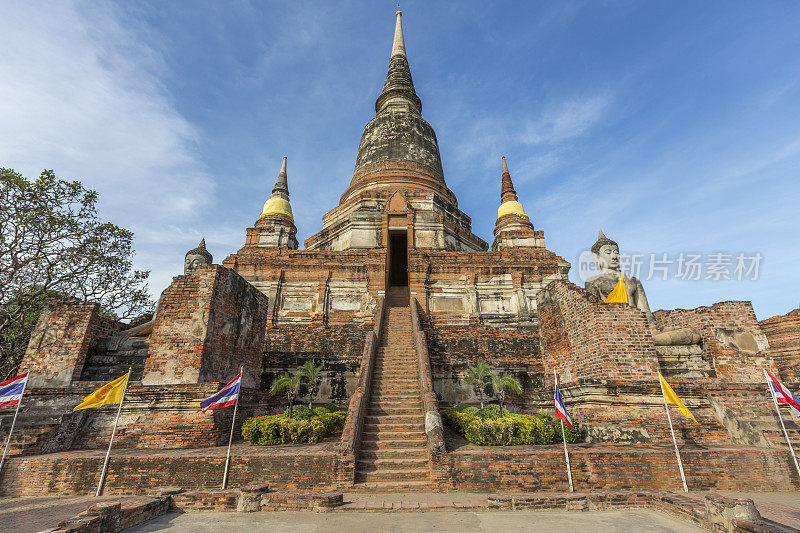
[74,372,129,411]
[605,273,628,303]
[659,373,697,423]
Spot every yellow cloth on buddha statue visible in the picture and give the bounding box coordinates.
[604,272,628,303]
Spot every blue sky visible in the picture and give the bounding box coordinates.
[1,1,799,320]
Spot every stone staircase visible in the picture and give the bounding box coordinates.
[80,337,149,381]
[353,287,430,491]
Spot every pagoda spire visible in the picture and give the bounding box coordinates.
[501,156,518,203]
[260,156,294,222]
[375,11,422,114]
[496,156,529,222]
[271,156,289,201]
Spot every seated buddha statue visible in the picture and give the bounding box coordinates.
[584,230,701,347]
[105,239,213,350]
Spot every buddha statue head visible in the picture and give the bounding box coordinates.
[184,238,213,275]
[591,229,620,273]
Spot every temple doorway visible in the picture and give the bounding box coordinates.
[388,232,408,286]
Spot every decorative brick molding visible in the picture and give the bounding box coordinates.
[22,301,126,387]
[143,264,269,386]
[338,297,385,485]
[537,280,660,387]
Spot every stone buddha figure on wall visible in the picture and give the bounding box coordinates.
[584,230,701,347]
[106,239,213,350]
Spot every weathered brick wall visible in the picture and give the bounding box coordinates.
[143,265,269,386]
[261,323,369,403]
[536,280,660,387]
[759,308,800,384]
[655,301,776,383]
[22,301,124,387]
[443,444,800,492]
[0,445,338,496]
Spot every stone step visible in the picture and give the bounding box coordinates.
[359,447,428,458]
[363,418,424,427]
[367,407,422,416]
[357,457,429,470]
[355,468,429,482]
[349,480,432,492]
[360,438,427,449]
[362,427,425,437]
[368,400,420,408]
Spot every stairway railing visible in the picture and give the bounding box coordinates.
[338,297,385,486]
[410,297,446,475]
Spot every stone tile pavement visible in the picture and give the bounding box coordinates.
[0,495,121,533]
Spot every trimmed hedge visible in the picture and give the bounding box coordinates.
[242,405,346,445]
[442,406,581,446]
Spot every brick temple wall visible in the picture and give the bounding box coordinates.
[22,301,127,387]
[655,301,775,383]
[760,308,800,384]
[536,280,660,387]
[262,323,369,404]
[143,264,269,387]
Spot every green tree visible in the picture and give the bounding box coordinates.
[463,360,494,408]
[298,359,325,408]
[490,372,523,417]
[0,168,153,380]
[270,372,303,418]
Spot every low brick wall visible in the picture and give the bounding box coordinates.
[0,444,339,496]
[51,496,171,533]
[444,443,800,492]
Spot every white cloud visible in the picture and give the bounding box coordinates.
[0,1,217,298]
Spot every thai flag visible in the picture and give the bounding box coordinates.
[0,372,28,408]
[766,370,800,417]
[201,371,242,412]
[554,374,573,429]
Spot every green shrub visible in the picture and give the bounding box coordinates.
[476,404,509,420]
[452,403,471,412]
[442,407,579,446]
[552,418,581,443]
[285,404,315,420]
[318,410,346,434]
[318,402,340,412]
[313,406,331,417]
[242,405,346,446]
[465,417,514,446]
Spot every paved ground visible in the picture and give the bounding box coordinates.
[130,509,707,532]
[0,495,120,533]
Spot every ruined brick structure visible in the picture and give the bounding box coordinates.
[2,11,799,495]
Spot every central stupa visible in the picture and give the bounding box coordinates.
[305,11,487,252]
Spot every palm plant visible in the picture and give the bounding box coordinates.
[490,371,523,417]
[463,360,494,408]
[298,359,325,408]
[270,372,303,418]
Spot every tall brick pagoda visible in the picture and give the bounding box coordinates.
[4,10,799,497]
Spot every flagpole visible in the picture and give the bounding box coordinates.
[0,371,29,475]
[555,370,573,492]
[764,369,800,478]
[659,372,688,492]
[96,367,131,497]
[221,366,243,489]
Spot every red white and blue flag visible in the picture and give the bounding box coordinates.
[766,370,800,417]
[201,371,241,412]
[0,372,28,408]
[554,374,573,429]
